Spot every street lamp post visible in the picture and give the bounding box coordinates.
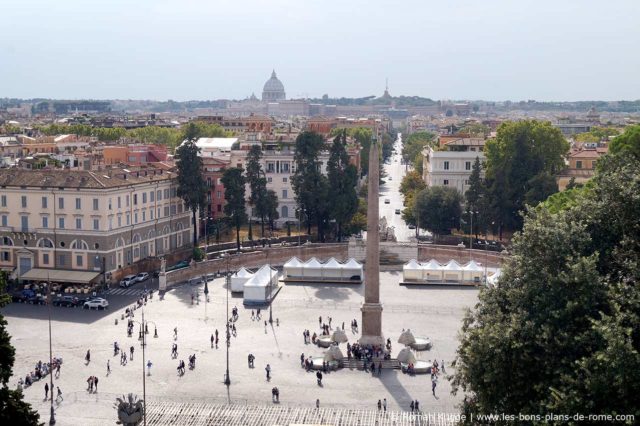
[47,276,55,425]
[466,210,478,261]
[131,310,157,426]
[224,256,231,386]
[267,249,273,324]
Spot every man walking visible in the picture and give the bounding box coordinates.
[107,360,111,375]
[383,398,387,412]
[410,400,415,413]
[56,386,63,402]
[211,334,214,348]
[174,326,178,340]
[44,383,49,400]
[265,364,271,380]
[130,346,134,361]
[94,376,99,392]
[377,399,381,411]
[147,360,153,376]
[432,377,437,396]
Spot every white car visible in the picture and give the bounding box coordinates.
[119,275,136,288]
[83,298,109,310]
[135,272,149,282]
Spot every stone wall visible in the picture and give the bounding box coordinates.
[166,243,348,287]
[109,247,192,286]
[418,244,506,268]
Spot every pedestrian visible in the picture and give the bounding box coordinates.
[174,326,178,340]
[441,360,445,373]
[107,360,111,375]
[342,322,345,330]
[87,376,93,392]
[316,399,320,409]
[215,334,219,349]
[85,349,91,363]
[44,382,49,400]
[56,386,63,402]
[55,363,61,378]
[94,376,99,392]
[265,364,271,380]
[211,334,214,348]
[383,398,387,412]
[318,316,322,327]
[410,400,414,413]
[415,400,419,412]
[147,360,152,376]
[300,353,305,366]
[432,377,437,396]
[328,317,332,328]
[130,346,134,360]
[377,399,382,411]
[378,362,382,375]
[264,320,267,334]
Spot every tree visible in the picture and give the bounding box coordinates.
[399,170,425,197]
[265,190,279,234]
[221,168,247,252]
[451,154,640,422]
[175,129,206,248]
[245,145,269,237]
[413,186,462,239]
[484,120,569,237]
[464,156,485,238]
[609,124,640,160]
[291,131,329,241]
[402,131,436,171]
[327,131,359,241]
[0,273,41,425]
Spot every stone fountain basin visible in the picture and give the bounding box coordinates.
[309,358,340,371]
[400,360,432,374]
[316,336,333,348]
[410,337,432,351]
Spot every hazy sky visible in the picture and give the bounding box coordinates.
[2,0,639,101]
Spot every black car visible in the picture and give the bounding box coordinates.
[53,296,80,307]
[26,294,47,305]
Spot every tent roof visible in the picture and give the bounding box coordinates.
[442,260,462,271]
[463,260,483,271]
[421,259,442,270]
[244,264,277,287]
[283,257,303,267]
[404,259,422,270]
[20,268,100,284]
[234,267,254,278]
[323,258,342,268]
[304,257,322,268]
[342,258,362,268]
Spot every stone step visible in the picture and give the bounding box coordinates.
[341,357,400,370]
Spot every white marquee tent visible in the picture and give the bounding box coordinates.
[421,259,443,281]
[231,267,254,292]
[463,260,484,282]
[442,260,463,282]
[341,258,363,281]
[403,259,423,281]
[243,265,279,305]
[304,258,323,278]
[283,257,304,279]
[322,258,343,278]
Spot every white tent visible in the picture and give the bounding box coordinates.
[421,259,443,281]
[442,260,463,282]
[230,267,254,292]
[283,257,304,279]
[322,258,343,279]
[341,258,363,281]
[463,260,484,282]
[243,265,279,304]
[403,259,422,281]
[304,258,323,278]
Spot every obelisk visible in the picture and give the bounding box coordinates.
[359,131,384,346]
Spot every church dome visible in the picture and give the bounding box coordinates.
[262,70,286,101]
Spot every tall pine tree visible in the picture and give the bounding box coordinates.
[327,130,358,241]
[221,167,247,252]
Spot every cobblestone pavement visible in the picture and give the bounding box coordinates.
[5,272,478,425]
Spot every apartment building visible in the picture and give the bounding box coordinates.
[422,138,485,194]
[0,166,191,282]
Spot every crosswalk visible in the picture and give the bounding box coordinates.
[106,287,148,296]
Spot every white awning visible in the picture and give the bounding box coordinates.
[20,268,100,284]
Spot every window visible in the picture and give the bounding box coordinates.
[93,256,100,268]
[75,198,81,209]
[171,205,176,215]
[164,206,170,217]
[171,188,176,198]
[117,216,122,227]
[58,254,65,266]
[150,191,154,202]
[267,177,272,183]
[164,189,169,199]
[21,216,28,232]
[42,196,48,208]
[143,193,147,203]
[0,195,6,207]
[133,194,138,205]
[42,216,48,228]
[444,161,450,170]
[150,210,154,220]
[283,177,288,183]
[443,179,449,186]
[58,197,64,209]
[75,218,82,229]
[207,177,212,187]
[282,163,290,173]
[126,195,130,207]
[93,198,99,210]
[117,196,121,209]
[108,198,112,210]
[282,189,288,199]
[142,211,146,221]
[157,208,161,218]
[134,213,138,224]
[93,219,99,230]
[126,213,130,225]
[216,191,221,199]
[281,205,288,218]
[576,160,583,169]
[76,255,83,267]
[465,161,471,170]
[217,204,222,212]
[59,217,65,229]
[41,253,50,264]
[2,251,9,261]
[1,215,6,227]
[108,217,113,230]
[157,190,162,201]
[21,196,27,208]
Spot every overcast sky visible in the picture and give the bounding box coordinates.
[1,0,639,102]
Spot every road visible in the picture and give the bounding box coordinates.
[379,133,416,242]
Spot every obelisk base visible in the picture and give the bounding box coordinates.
[359,303,384,346]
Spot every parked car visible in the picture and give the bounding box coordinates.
[53,296,80,307]
[135,272,149,283]
[408,224,416,229]
[119,275,137,288]
[384,199,391,204]
[83,298,109,310]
